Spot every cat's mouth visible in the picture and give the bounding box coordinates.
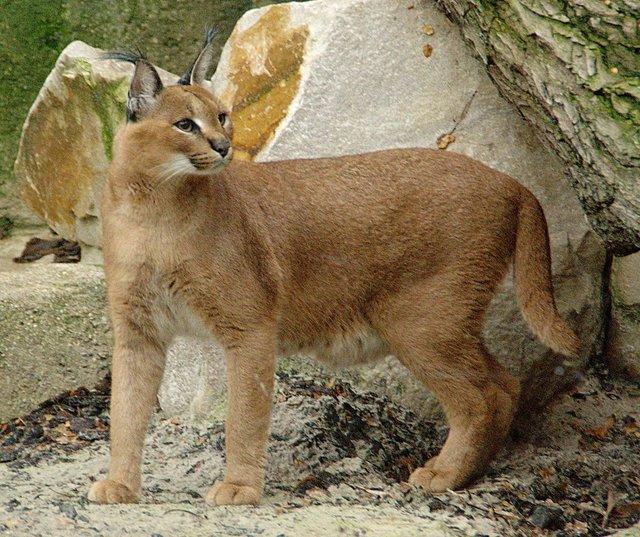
[189,152,231,172]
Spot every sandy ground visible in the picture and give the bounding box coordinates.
[1,370,640,536]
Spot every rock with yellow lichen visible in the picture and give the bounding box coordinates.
[14,41,175,248]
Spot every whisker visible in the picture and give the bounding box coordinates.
[152,157,193,188]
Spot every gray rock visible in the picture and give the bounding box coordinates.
[530,504,564,530]
[158,338,226,419]
[607,252,640,379]
[58,504,78,520]
[439,0,640,255]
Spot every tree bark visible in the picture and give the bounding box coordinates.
[438,0,639,256]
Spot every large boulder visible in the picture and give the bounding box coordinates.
[14,41,176,249]
[0,261,109,421]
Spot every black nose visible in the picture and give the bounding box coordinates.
[209,138,230,158]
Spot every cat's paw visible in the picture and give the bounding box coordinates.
[88,479,139,504]
[408,456,459,493]
[205,481,261,506]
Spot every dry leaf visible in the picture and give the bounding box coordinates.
[622,415,637,434]
[564,521,589,535]
[613,502,640,519]
[602,490,617,528]
[586,415,616,440]
[364,415,379,427]
[306,487,327,499]
[537,466,556,480]
[437,133,455,149]
[422,44,433,58]
[422,24,435,35]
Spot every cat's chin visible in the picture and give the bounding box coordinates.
[201,160,229,175]
[191,157,231,176]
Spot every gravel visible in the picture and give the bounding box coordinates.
[1,368,640,536]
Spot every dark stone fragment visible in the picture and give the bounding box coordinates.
[428,497,447,511]
[23,424,44,444]
[78,430,103,442]
[70,417,94,433]
[59,503,78,519]
[4,499,20,512]
[530,505,564,530]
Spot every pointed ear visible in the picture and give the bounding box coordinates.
[127,59,163,120]
[101,51,163,121]
[178,27,217,86]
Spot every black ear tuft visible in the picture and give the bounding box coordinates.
[178,26,218,86]
[101,50,163,121]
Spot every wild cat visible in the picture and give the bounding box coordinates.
[88,31,580,506]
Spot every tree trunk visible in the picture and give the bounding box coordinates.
[438,0,639,256]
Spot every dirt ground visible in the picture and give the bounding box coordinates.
[1,368,640,536]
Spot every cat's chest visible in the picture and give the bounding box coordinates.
[151,282,213,341]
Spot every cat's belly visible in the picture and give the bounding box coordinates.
[164,293,389,368]
[278,321,390,368]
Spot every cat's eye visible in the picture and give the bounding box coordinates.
[175,118,197,132]
[218,112,228,126]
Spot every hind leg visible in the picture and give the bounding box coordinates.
[407,341,519,491]
[371,281,520,491]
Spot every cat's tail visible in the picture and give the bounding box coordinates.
[513,188,581,358]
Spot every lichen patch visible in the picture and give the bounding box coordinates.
[220,5,309,160]
[17,63,127,239]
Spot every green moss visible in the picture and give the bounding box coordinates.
[0,216,14,239]
[71,58,129,161]
[618,304,640,325]
[0,0,70,204]
[93,82,128,161]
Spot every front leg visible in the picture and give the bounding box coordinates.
[88,332,166,504]
[206,329,276,506]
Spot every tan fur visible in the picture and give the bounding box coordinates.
[88,52,580,506]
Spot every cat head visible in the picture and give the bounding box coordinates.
[104,28,233,182]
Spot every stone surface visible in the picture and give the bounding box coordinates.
[207,0,607,416]
[158,338,227,419]
[0,262,110,421]
[439,0,640,256]
[14,41,176,248]
[607,252,640,379]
